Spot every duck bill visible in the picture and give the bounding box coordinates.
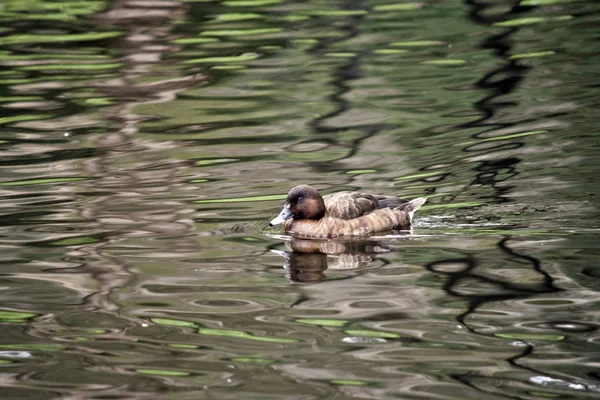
[269,204,294,226]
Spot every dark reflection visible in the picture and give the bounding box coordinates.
[302,0,391,173]
[426,237,560,330]
[418,0,599,394]
[428,236,564,392]
[273,250,328,283]
[271,237,398,283]
[426,0,560,330]
[409,2,535,203]
[308,0,364,133]
[458,3,533,204]
[436,0,576,392]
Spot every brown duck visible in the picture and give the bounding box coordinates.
[269,185,426,238]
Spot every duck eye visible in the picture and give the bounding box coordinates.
[297,196,304,203]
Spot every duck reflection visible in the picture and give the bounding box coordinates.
[272,236,401,283]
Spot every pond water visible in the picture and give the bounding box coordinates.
[1,0,599,398]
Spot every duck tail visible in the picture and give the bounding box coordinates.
[398,197,427,223]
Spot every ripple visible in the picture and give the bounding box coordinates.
[0,0,598,397]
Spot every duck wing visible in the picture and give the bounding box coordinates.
[323,192,378,219]
[324,192,411,219]
[375,195,409,210]
[324,191,408,220]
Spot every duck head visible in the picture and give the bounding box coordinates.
[269,185,326,226]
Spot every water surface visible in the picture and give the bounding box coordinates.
[1,0,599,398]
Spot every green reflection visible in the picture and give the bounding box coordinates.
[346,169,377,175]
[169,344,199,349]
[6,13,75,22]
[0,54,110,61]
[344,329,400,338]
[0,344,64,351]
[81,97,114,106]
[374,3,421,11]
[373,49,409,54]
[85,329,107,334]
[392,40,444,47]
[3,0,105,12]
[260,45,282,50]
[510,51,556,59]
[0,114,53,125]
[424,59,467,65]
[184,53,259,64]
[0,96,43,103]
[48,236,101,246]
[137,369,190,376]
[215,13,264,21]
[172,37,219,44]
[293,39,318,44]
[0,31,122,45]
[308,10,367,16]
[325,52,356,57]
[494,15,572,27]
[211,65,247,70]
[495,333,565,341]
[0,177,87,186]
[151,318,197,327]
[462,130,548,144]
[200,28,282,36]
[0,311,38,321]
[18,63,122,71]
[280,15,309,22]
[331,379,368,386]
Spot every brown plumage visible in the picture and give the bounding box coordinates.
[269,185,426,238]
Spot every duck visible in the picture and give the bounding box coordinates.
[269,185,426,238]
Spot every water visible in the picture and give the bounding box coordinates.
[1,0,599,398]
